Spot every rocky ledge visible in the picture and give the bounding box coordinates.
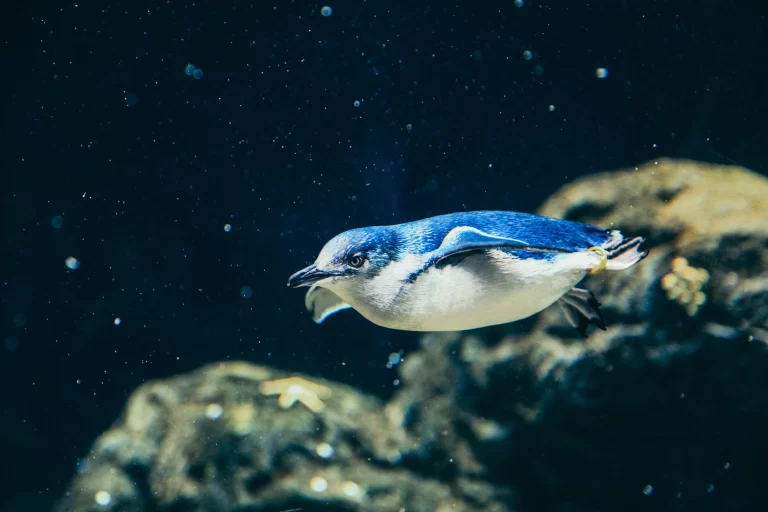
[55,361,515,512]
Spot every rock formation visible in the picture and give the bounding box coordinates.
[55,362,515,512]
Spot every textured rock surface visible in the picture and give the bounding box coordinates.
[383,159,768,511]
[538,157,768,340]
[58,159,768,512]
[55,362,516,512]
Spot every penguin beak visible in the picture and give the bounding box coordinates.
[287,264,332,287]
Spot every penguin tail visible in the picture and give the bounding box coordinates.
[601,231,648,271]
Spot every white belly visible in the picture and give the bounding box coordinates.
[359,250,591,331]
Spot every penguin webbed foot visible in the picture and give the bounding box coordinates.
[557,287,607,337]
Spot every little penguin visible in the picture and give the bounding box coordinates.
[287,210,648,336]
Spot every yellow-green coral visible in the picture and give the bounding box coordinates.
[660,256,709,316]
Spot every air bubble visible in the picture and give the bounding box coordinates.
[4,336,19,352]
[386,351,403,368]
[205,403,224,419]
[316,442,334,458]
[310,476,328,492]
[321,6,332,16]
[342,481,361,497]
[94,491,111,506]
[13,313,27,328]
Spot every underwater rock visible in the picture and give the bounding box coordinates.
[55,361,516,512]
[389,326,768,510]
[382,159,768,510]
[538,157,768,340]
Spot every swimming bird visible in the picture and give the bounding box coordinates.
[287,211,647,336]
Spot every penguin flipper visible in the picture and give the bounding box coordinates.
[305,285,352,324]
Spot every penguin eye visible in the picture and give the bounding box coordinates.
[347,254,366,268]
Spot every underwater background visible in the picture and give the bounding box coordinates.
[3,1,767,511]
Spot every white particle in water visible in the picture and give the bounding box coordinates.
[114,317,121,326]
[65,256,80,270]
[642,484,653,495]
[310,476,328,492]
[523,50,533,60]
[94,490,111,506]
[321,5,332,16]
[515,0,524,5]
[386,351,403,368]
[316,442,334,459]
[406,123,413,131]
[548,104,556,111]
[353,100,361,107]
[342,480,361,497]
[596,67,609,79]
[205,403,224,419]
[224,223,232,232]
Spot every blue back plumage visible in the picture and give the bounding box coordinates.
[324,211,613,269]
[391,211,611,255]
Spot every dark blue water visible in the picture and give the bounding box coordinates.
[2,1,766,510]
